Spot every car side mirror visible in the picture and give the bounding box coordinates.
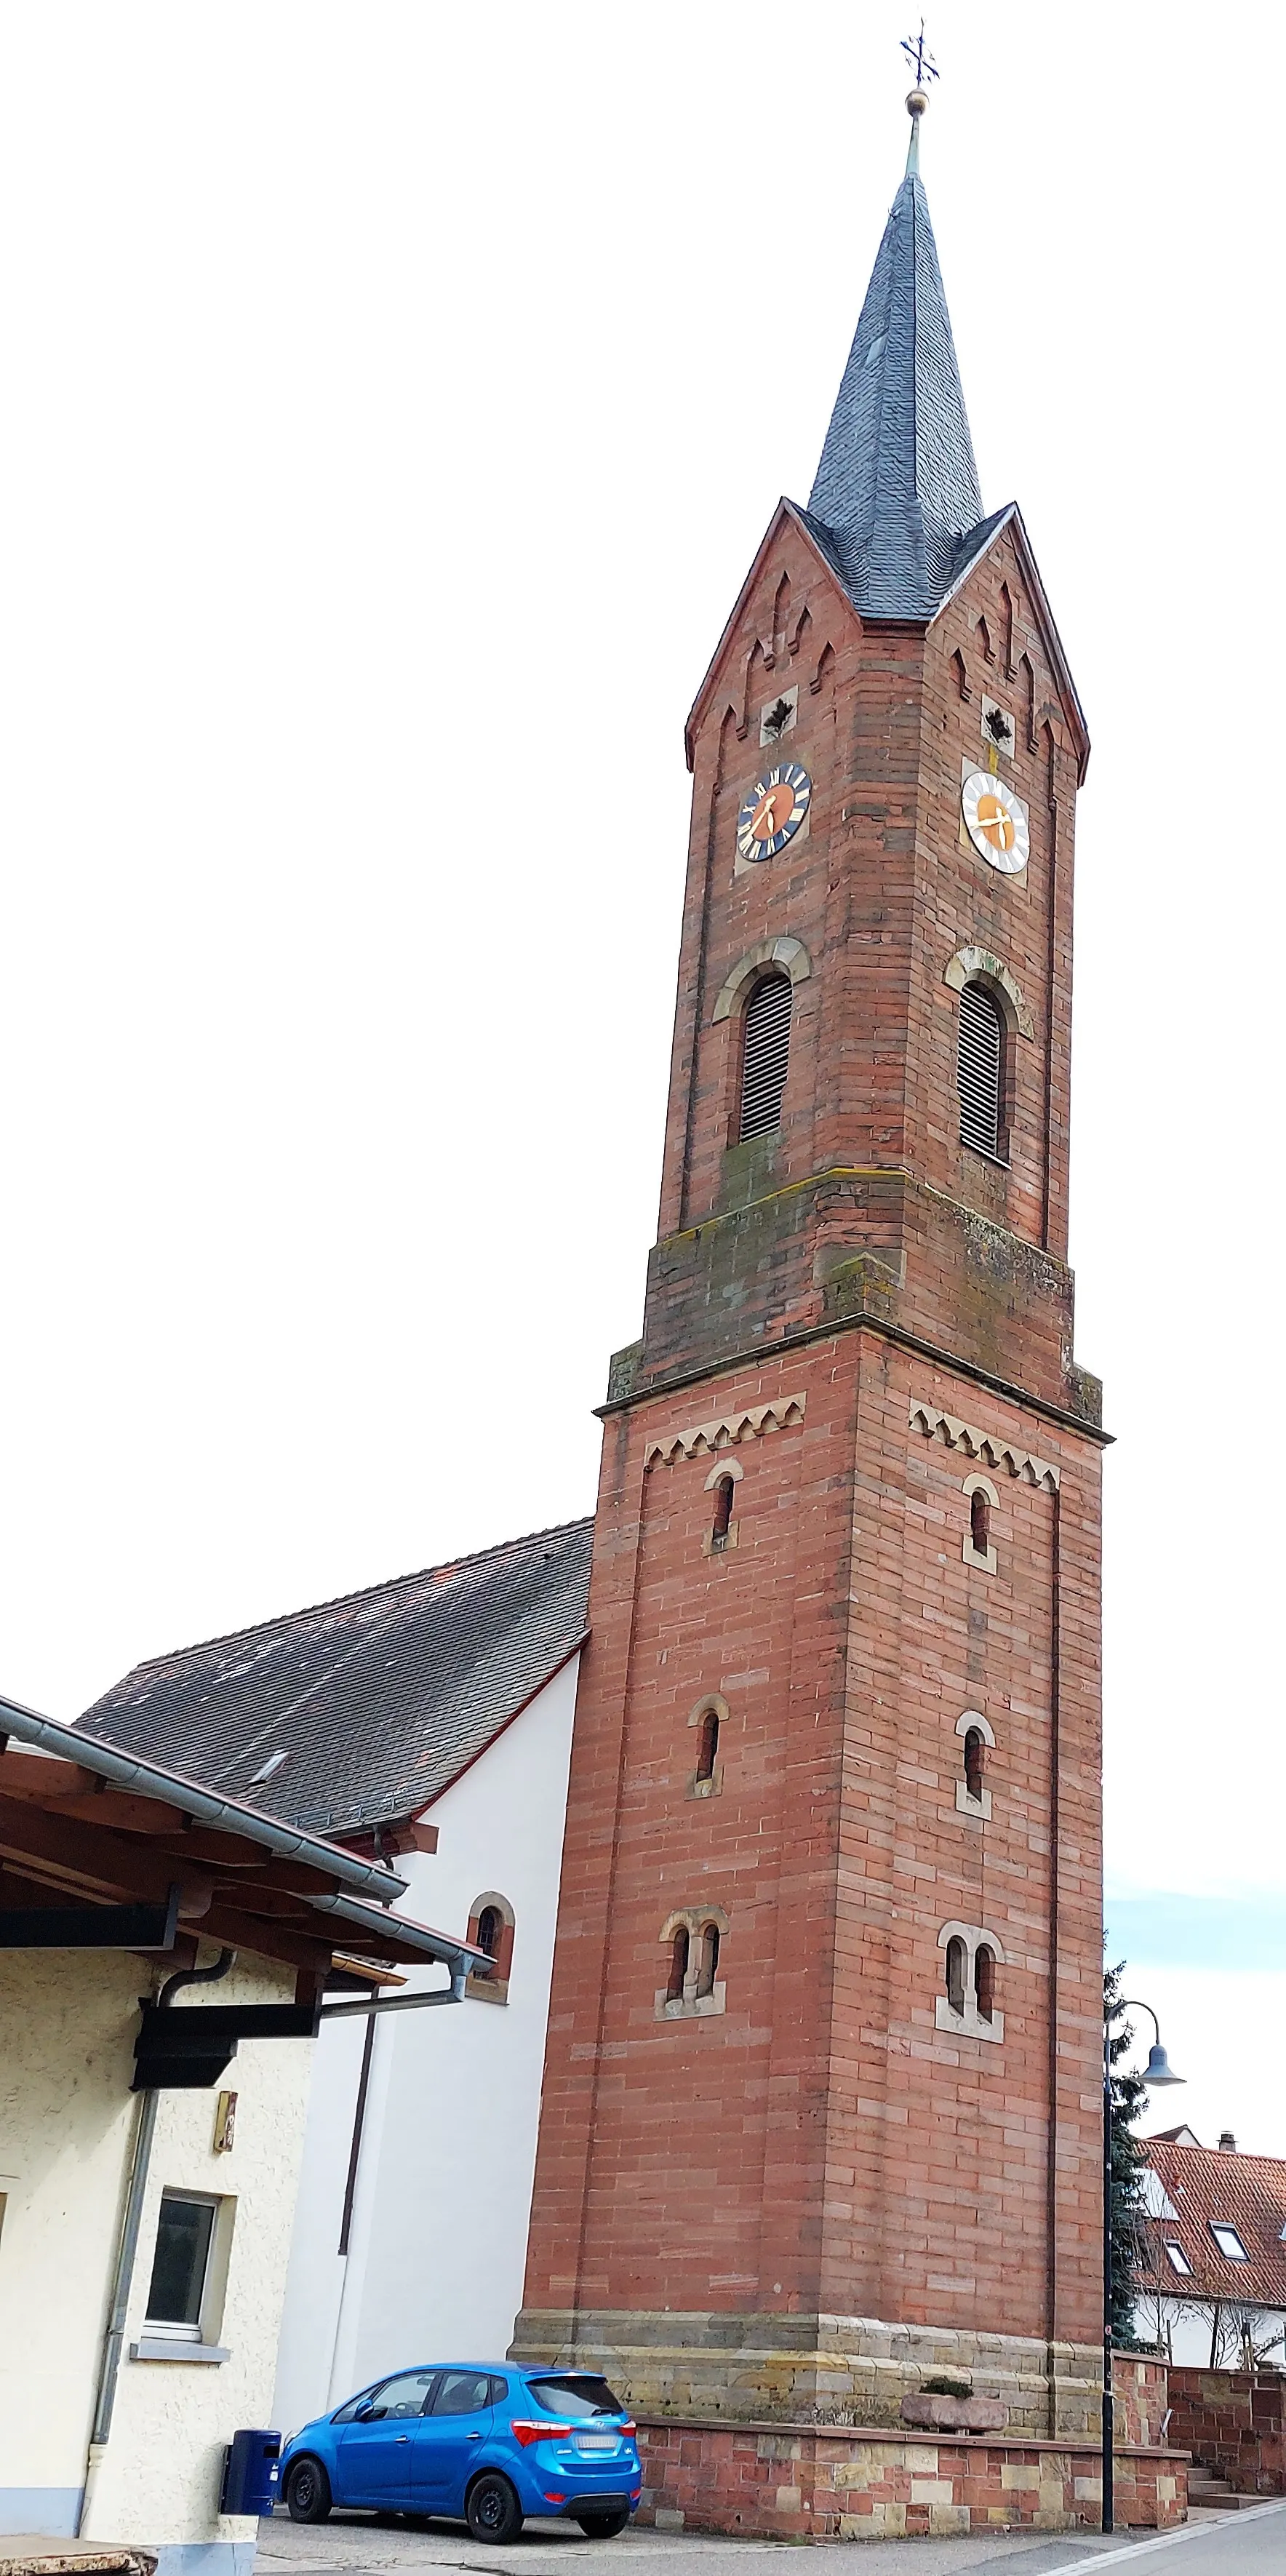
[354,2401,375,2423]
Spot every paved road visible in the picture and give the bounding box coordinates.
[260,2497,1286,2576]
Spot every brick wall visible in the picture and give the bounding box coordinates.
[517,1327,1103,2390]
[1167,2370,1286,2496]
[1112,2357,1170,2448]
[516,484,1104,2431]
[634,2417,1186,2538]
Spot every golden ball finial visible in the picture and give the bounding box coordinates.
[906,87,928,117]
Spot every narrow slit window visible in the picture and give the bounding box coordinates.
[957,982,1004,1159]
[963,1726,986,1802]
[739,973,793,1141]
[666,1927,690,2001]
[946,1936,967,2017]
[975,1944,996,2022]
[476,1906,502,1967]
[695,1923,720,1999]
[696,1707,719,1782]
[711,1475,735,1550]
[970,1487,990,1557]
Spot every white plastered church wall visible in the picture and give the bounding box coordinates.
[272,1651,580,2434]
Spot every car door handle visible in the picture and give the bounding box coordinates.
[467,2432,482,2441]
[395,2436,410,2444]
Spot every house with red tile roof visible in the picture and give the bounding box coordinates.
[1135,2132,1286,2367]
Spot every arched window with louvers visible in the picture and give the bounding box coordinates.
[739,971,793,1141]
[956,979,1007,1163]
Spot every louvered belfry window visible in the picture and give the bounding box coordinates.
[957,981,1004,1159]
[739,972,793,1141]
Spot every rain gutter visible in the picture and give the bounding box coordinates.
[0,1696,410,1902]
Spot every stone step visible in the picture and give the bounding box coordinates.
[1189,2479,1264,2509]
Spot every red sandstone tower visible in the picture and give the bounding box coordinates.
[516,92,1106,2453]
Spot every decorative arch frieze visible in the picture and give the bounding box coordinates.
[644,1393,807,1469]
[909,1397,1060,1493]
[943,944,1035,1041]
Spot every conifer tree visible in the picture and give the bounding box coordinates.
[1105,1958,1147,2349]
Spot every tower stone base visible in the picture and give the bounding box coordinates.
[511,2308,1105,2440]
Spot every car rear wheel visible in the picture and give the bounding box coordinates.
[466,2472,524,2545]
[284,2458,332,2524]
[575,2511,630,2538]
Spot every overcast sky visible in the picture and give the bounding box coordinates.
[0,6,1279,2141]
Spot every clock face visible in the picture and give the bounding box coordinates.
[962,768,1029,874]
[736,760,811,862]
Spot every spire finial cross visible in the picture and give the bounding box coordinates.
[900,20,938,90]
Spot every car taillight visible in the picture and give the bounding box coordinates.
[511,2420,572,2447]
[620,2420,636,2437]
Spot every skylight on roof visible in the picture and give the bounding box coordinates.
[1210,2223,1249,2262]
[1164,2242,1193,2277]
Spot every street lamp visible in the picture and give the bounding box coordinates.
[1102,1997,1184,2535]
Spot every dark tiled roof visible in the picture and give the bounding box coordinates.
[807,170,987,622]
[79,1518,593,1838]
[1139,2140,1286,2308]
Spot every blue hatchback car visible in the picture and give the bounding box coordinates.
[280,2364,642,2543]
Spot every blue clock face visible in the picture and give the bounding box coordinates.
[736,760,811,862]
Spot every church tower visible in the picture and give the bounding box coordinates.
[516,84,1106,2467]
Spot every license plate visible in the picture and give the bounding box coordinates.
[575,2434,618,2453]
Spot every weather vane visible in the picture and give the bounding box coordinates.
[900,20,938,90]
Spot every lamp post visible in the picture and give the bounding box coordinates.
[1102,1997,1184,2535]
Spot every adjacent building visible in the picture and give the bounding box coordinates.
[81,1519,592,2437]
[0,1699,482,2567]
[1135,2132,1286,2368]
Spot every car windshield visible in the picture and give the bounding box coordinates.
[526,2374,626,2420]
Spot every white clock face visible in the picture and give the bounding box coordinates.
[962,770,1029,874]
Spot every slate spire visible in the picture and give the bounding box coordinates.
[807,96,985,621]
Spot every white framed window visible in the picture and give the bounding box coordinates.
[1164,2242,1194,2277]
[144,2190,221,2340]
[1210,2223,1249,2262]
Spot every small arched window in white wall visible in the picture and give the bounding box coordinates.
[466,1891,516,2004]
[935,1921,1005,2043]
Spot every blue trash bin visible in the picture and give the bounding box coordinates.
[221,2429,281,2516]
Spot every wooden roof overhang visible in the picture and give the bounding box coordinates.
[0,1696,490,1996]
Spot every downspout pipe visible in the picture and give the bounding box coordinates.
[84,1946,236,2494]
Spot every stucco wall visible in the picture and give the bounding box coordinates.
[0,1950,140,2532]
[272,1653,578,2431]
[0,1946,312,2563]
